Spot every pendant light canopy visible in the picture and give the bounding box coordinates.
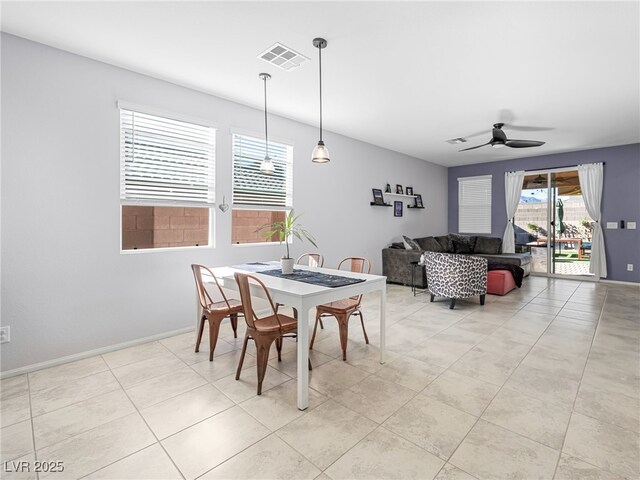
[259,72,275,174]
[311,37,330,164]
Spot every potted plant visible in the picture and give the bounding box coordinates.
[257,210,317,274]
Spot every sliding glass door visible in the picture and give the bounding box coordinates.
[514,169,593,278]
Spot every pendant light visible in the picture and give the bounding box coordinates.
[259,72,275,174]
[311,37,330,163]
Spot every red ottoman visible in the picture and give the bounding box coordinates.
[487,270,516,295]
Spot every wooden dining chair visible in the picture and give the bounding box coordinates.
[191,264,243,361]
[310,257,371,361]
[234,272,310,395]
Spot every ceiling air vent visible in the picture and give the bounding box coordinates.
[258,43,309,71]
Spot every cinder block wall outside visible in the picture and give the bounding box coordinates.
[122,206,209,249]
[232,210,286,244]
[515,201,592,239]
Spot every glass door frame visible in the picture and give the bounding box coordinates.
[522,166,597,282]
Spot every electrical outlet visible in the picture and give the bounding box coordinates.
[0,326,9,344]
[628,264,634,272]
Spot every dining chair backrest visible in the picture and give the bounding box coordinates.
[337,257,371,302]
[191,264,232,310]
[297,253,325,268]
[234,272,282,331]
[337,257,371,275]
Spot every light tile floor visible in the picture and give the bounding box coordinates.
[1,277,639,479]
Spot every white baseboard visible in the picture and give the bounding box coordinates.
[0,326,195,379]
[601,279,640,287]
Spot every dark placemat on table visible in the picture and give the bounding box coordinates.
[260,269,366,288]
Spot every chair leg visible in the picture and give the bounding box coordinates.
[208,317,222,361]
[308,358,313,371]
[254,335,275,395]
[356,311,369,344]
[276,337,283,361]
[235,334,250,380]
[230,313,238,338]
[449,298,456,310]
[480,294,486,306]
[337,314,349,361]
[310,311,322,349]
[319,318,324,330]
[430,294,435,302]
[195,315,206,353]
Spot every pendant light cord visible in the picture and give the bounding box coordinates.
[318,45,323,142]
[263,76,269,158]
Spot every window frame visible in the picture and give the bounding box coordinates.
[118,101,217,253]
[230,129,294,247]
[458,174,493,234]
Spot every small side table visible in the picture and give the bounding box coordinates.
[410,261,428,296]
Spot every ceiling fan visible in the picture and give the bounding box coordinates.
[459,123,546,152]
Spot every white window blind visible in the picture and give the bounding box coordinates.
[458,175,492,234]
[120,109,216,206]
[232,133,293,208]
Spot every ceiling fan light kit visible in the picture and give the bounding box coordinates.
[459,123,545,152]
[311,37,330,164]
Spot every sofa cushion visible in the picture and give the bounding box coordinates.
[474,236,503,254]
[402,235,421,250]
[434,235,451,252]
[389,242,405,249]
[416,236,444,252]
[448,233,476,254]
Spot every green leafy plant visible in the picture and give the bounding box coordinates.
[526,222,539,233]
[257,210,317,259]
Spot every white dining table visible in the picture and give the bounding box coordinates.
[201,261,387,410]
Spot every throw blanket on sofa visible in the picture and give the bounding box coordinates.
[488,263,525,288]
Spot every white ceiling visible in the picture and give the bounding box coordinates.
[2,1,639,167]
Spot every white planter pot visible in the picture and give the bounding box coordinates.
[281,258,295,274]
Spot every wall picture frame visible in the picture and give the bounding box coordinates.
[415,194,424,208]
[406,186,414,196]
[372,188,385,205]
[394,201,403,217]
[396,184,403,194]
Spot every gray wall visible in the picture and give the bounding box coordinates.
[1,34,448,372]
[448,144,640,283]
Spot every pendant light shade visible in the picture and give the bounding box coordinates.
[311,141,330,163]
[259,72,274,174]
[312,37,330,164]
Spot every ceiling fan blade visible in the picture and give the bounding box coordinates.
[505,139,545,148]
[503,124,555,132]
[459,142,491,152]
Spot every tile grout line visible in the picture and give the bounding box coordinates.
[26,374,40,480]
[551,283,612,479]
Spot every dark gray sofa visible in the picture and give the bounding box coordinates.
[382,234,531,287]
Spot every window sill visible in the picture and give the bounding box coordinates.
[120,245,213,255]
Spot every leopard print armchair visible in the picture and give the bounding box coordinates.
[420,252,487,309]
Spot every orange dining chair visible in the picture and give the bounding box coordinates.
[234,272,310,395]
[309,257,371,361]
[191,264,243,361]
